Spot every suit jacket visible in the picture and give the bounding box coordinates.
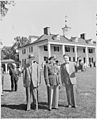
[23,64,31,87]
[60,62,76,85]
[30,61,41,88]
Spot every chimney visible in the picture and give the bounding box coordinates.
[80,33,85,39]
[44,27,50,35]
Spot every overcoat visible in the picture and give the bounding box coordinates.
[30,61,40,88]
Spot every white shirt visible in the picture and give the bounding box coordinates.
[65,63,69,74]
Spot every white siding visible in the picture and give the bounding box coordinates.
[18,41,96,66]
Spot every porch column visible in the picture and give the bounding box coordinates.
[85,46,89,66]
[0,43,2,95]
[75,45,77,62]
[5,63,8,73]
[48,43,51,57]
[62,45,65,55]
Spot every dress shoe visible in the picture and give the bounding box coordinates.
[65,105,72,108]
[52,107,58,110]
[48,108,52,111]
[26,108,31,111]
[68,105,72,108]
[72,105,78,108]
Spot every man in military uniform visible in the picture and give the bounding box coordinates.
[45,56,61,111]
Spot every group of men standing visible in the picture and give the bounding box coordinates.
[44,54,77,111]
[22,53,77,111]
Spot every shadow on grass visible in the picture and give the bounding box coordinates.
[3,90,12,92]
[1,104,26,111]
[1,102,48,111]
[38,102,48,110]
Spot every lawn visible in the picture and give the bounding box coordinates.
[1,67,96,118]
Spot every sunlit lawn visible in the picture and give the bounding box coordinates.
[1,67,96,118]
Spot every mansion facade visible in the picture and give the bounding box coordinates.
[18,27,96,67]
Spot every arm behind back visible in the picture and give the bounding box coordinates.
[44,64,49,85]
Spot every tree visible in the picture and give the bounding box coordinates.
[1,36,30,62]
[0,0,15,20]
[14,36,31,48]
[1,46,16,60]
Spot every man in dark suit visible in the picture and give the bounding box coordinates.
[8,64,14,91]
[60,54,77,108]
[44,59,50,106]
[13,64,19,91]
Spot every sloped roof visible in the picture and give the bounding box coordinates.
[19,34,96,49]
[32,34,52,43]
[34,34,95,46]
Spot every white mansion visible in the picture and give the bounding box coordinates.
[18,27,96,67]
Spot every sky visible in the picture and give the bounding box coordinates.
[0,0,96,46]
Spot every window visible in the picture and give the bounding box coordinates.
[89,57,92,63]
[54,46,59,52]
[83,57,85,63]
[83,48,85,53]
[44,46,48,51]
[88,48,93,53]
[29,46,33,52]
[44,57,48,61]
[69,57,71,61]
[22,49,26,54]
[22,59,26,66]
[73,47,74,52]
[73,57,75,62]
[31,47,33,52]
[65,46,70,52]
[29,47,30,52]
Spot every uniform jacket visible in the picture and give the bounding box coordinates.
[60,62,76,85]
[44,63,61,86]
[30,61,40,88]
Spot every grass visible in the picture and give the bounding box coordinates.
[1,67,96,118]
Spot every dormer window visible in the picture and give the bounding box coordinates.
[52,35,60,40]
[56,35,60,40]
